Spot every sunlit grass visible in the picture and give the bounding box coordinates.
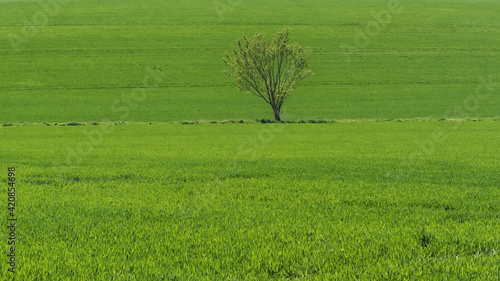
[1,121,499,279]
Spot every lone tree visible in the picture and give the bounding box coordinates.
[223,28,312,121]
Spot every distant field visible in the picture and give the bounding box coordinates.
[1,121,499,279]
[0,0,499,123]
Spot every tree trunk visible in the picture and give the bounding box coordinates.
[273,106,281,121]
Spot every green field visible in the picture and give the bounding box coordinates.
[1,0,499,122]
[1,0,500,279]
[1,121,500,279]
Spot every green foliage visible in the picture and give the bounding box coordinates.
[223,28,312,120]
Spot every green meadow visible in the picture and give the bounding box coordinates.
[0,0,499,279]
[1,121,500,279]
[0,0,499,122]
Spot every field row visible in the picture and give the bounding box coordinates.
[1,0,499,122]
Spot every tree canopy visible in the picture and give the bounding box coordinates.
[223,28,312,121]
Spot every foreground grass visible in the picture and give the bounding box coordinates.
[0,0,499,122]
[1,121,499,279]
